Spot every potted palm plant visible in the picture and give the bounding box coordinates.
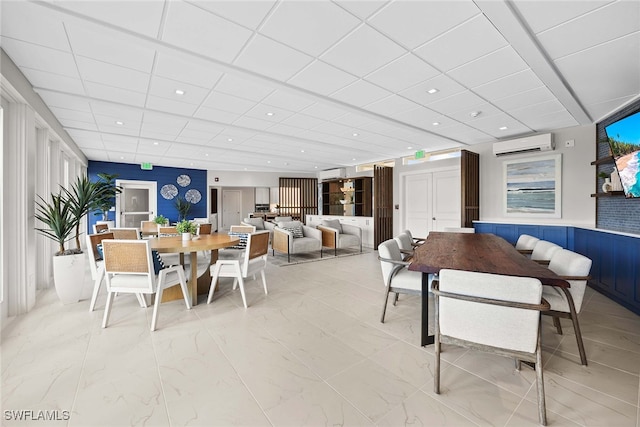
[91,172,121,228]
[174,196,192,222]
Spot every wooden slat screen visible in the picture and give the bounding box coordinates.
[461,150,480,228]
[278,177,318,223]
[374,165,393,247]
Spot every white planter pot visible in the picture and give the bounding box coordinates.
[182,232,191,241]
[52,253,86,304]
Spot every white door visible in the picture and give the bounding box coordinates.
[116,180,157,228]
[222,190,241,230]
[432,170,461,231]
[403,173,432,237]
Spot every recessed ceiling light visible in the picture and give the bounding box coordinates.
[427,88,439,94]
[352,158,356,161]
[265,112,274,116]
[432,122,440,126]
[175,89,185,95]
[407,146,413,150]
[267,160,271,164]
[284,162,289,165]
[301,149,305,153]
[227,138,233,142]
[352,133,359,137]
[153,142,159,145]
[115,121,124,125]
[190,162,194,166]
[470,111,480,118]
[499,126,508,130]
[205,153,209,156]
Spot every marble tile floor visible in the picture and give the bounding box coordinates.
[2,251,639,426]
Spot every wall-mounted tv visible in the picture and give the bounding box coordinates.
[604,110,640,198]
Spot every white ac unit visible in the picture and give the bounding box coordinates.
[318,168,346,181]
[492,133,554,156]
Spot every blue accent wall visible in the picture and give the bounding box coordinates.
[474,221,640,315]
[88,161,207,232]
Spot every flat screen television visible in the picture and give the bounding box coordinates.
[604,110,640,198]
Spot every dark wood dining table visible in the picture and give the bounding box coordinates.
[409,232,569,346]
[148,233,239,305]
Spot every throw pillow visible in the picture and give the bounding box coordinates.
[228,231,249,249]
[282,225,304,238]
[96,243,103,260]
[152,250,165,275]
[322,219,343,233]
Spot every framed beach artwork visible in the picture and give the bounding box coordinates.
[503,154,562,218]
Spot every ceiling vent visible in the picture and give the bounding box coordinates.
[493,133,554,156]
[318,168,346,181]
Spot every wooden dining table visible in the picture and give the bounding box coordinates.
[148,233,239,305]
[409,232,569,346]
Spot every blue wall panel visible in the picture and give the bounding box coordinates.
[88,161,207,232]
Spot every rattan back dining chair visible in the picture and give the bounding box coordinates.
[110,227,140,240]
[86,231,114,312]
[433,269,550,425]
[207,230,270,308]
[101,239,191,331]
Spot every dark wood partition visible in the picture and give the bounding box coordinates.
[278,177,318,223]
[461,150,480,228]
[374,165,393,247]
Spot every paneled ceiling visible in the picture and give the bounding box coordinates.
[1,0,639,172]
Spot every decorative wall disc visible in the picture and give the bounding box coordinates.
[160,184,178,200]
[185,189,201,204]
[177,174,191,187]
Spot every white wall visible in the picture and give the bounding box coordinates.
[471,125,596,227]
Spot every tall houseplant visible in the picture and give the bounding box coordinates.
[64,176,106,250]
[91,173,121,222]
[174,196,192,221]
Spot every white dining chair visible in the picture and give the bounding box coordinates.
[393,231,415,261]
[433,269,550,425]
[86,231,114,312]
[515,234,540,256]
[531,240,562,265]
[101,239,191,331]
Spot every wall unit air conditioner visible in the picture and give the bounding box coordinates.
[318,168,346,181]
[492,133,554,156]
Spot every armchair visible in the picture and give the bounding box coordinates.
[272,220,322,263]
[317,219,361,256]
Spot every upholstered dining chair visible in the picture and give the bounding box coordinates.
[207,230,270,308]
[531,240,562,266]
[402,229,426,246]
[86,231,114,312]
[101,239,191,331]
[393,231,415,261]
[378,238,424,322]
[515,234,540,256]
[543,249,592,365]
[433,269,550,425]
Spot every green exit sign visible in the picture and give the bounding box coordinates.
[415,150,425,159]
[140,162,153,170]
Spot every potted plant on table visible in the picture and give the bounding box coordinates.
[176,219,197,241]
[153,214,169,226]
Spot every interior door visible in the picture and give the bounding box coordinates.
[116,180,157,228]
[403,173,432,237]
[222,190,241,230]
[432,170,461,231]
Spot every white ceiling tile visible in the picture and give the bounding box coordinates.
[262,90,316,111]
[400,74,466,106]
[330,80,391,107]
[19,68,85,95]
[202,91,256,115]
[214,74,275,102]
[265,123,306,137]
[288,60,358,95]
[50,107,95,124]
[414,14,507,72]
[76,56,150,93]
[536,0,640,60]
[244,104,295,123]
[234,35,313,81]
[154,52,224,89]
[509,100,567,123]
[281,113,326,129]
[1,38,79,78]
[554,33,640,107]
[232,115,275,131]
[365,94,420,116]
[492,86,556,112]
[84,82,147,107]
[321,25,405,76]
[90,103,144,122]
[513,1,613,34]
[586,95,638,123]
[446,46,529,89]
[59,119,98,131]
[332,112,374,128]
[301,103,350,121]
[368,0,480,49]
[148,75,210,106]
[447,103,503,124]
[424,90,486,116]
[0,1,70,50]
[261,1,360,56]
[472,70,544,102]
[471,113,531,138]
[526,110,579,132]
[433,123,493,144]
[53,0,165,38]
[193,106,241,124]
[392,106,440,129]
[146,95,199,117]
[190,0,277,30]
[162,1,253,63]
[334,0,388,20]
[365,53,439,92]
[65,22,155,73]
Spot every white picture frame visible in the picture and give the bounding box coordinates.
[504,154,562,218]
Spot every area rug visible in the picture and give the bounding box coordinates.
[268,247,372,267]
